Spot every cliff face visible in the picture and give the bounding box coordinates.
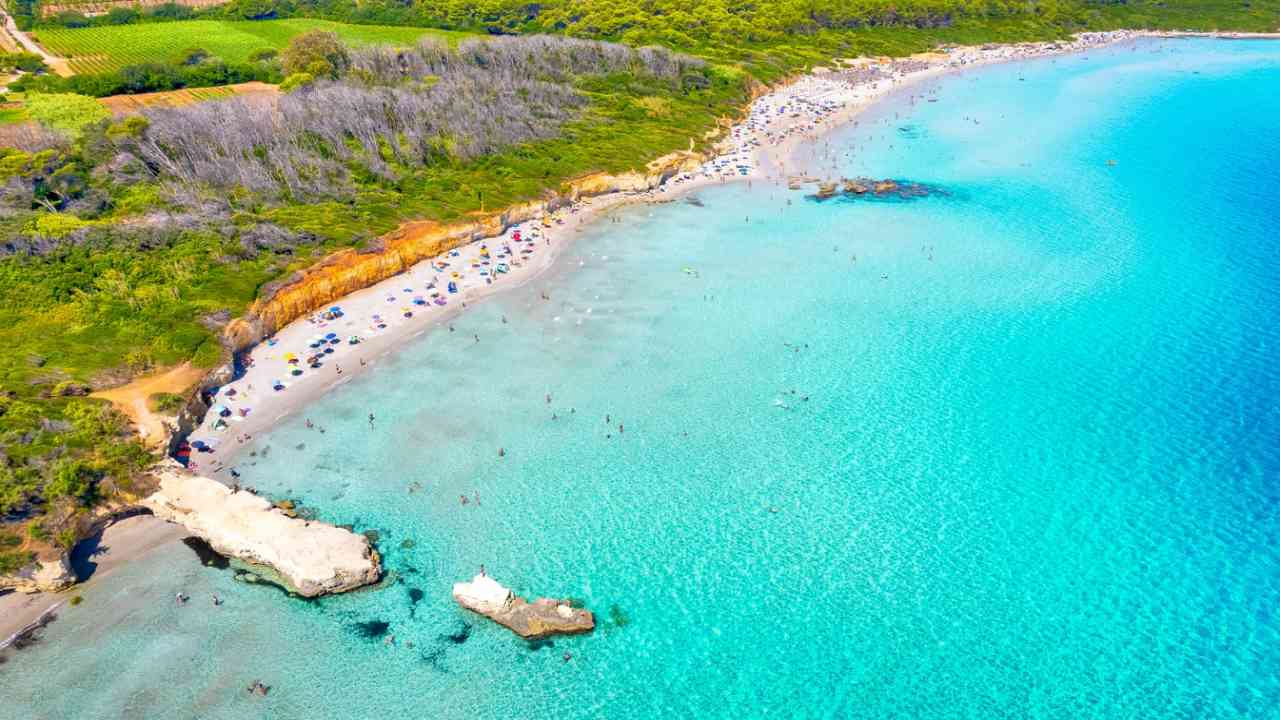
[0,555,75,594]
[222,150,703,353]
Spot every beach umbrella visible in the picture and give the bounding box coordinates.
[325,332,337,339]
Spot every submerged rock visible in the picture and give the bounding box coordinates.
[804,176,941,202]
[451,574,594,640]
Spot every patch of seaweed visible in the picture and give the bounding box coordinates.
[525,638,556,652]
[420,647,448,671]
[439,621,471,645]
[350,620,391,640]
[804,178,948,203]
[608,604,630,628]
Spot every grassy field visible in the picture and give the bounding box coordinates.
[32,18,468,74]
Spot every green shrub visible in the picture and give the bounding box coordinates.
[281,30,349,79]
[23,93,111,139]
[279,71,314,92]
[148,392,187,414]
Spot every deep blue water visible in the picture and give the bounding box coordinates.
[2,38,1278,719]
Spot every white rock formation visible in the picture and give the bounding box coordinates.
[453,574,594,639]
[143,467,380,597]
[452,574,513,614]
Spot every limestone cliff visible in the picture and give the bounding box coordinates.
[222,151,703,353]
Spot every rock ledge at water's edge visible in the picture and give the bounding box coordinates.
[142,464,381,597]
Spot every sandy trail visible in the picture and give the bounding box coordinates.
[92,363,208,448]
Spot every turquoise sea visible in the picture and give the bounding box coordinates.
[3,37,1279,719]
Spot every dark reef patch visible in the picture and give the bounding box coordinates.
[420,647,448,671]
[608,604,630,628]
[803,178,947,203]
[350,620,391,640]
[440,622,472,645]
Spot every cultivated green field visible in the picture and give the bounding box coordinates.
[32,18,468,74]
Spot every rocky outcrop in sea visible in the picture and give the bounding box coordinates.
[143,465,381,597]
[452,574,595,639]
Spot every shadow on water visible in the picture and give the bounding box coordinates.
[181,537,229,570]
[350,620,391,640]
[439,621,471,645]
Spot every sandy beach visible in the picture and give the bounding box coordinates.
[186,30,1157,477]
[0,515,185,652]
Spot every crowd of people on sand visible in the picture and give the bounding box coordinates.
[184,221,559,470]
[182,29,1144,477]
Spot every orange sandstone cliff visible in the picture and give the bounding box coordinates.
[222,150,704,353]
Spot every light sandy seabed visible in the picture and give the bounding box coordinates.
[8,27,1262,651]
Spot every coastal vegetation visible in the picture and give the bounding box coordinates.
[30,18,465,74]
[0,0,1276,577]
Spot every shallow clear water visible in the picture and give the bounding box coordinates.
[5,38,1279,719]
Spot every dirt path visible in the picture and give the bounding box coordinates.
[91,363,207,448]
[0,10,73,77]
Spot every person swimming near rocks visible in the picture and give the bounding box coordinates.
[212,594,223,606]
[247,680,269,696]
[176,593,189,605]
